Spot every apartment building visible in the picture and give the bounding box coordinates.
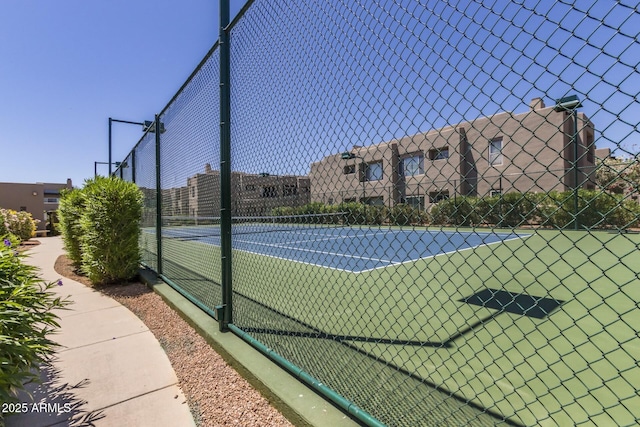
[0,179,73,230]
[310,98,597,210]
[182,164,310,218]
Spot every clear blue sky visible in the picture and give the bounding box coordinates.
[0,0,247,186]
[228,0,639,179]
[2,1,637,189]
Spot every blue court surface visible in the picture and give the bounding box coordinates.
[161,226,527,273]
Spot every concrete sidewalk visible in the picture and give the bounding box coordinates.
[5,237,195,427]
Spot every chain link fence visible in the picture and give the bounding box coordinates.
[115,1,640,425]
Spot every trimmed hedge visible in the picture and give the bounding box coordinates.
[277,191,639,230]
[57,188,85,268]
[388,203,427,226]
[431,190,640,229]
[58,176,143,285]
[429,197,479,226]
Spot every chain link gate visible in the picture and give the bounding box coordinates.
[115,1,640,425]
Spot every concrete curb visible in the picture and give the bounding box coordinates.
[139,269,363,427]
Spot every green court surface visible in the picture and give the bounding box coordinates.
[143,227,640,426]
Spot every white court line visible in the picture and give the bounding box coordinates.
[232,235,395,264]
[162,227,531,274]
[268,231,382,246]
[233,247,373,273]
[355,233,531,273]
[233,232,531,274]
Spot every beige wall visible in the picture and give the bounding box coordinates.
[181,167,311,218]
[310,98,597,210]
[0,180,72,229]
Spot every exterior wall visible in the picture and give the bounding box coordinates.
[183,167,310,218]
[163,187,189,216]
[0,180,72,229]
[235,174,310,216]
[310,143,398,206]
[310,98,597,210]
[187,171,220,218]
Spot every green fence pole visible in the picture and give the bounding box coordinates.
[131,150,136,184]
[573,110,580,231]
[155,113,163,275]
[219,0,232,332]
[108,117,113,176]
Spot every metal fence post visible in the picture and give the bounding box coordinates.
[155,113,163,275]
[219,0,232,332]
[131,150,136,184]
[108,117,113,176]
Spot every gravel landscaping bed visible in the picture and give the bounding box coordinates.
[54,255,294,427]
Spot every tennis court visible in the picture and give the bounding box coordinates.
[160,220,527,273]
[143,225,640,426]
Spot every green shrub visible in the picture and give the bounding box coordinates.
[338,202,386,225]
[271,206,297,218]
[429,197,479,226]
[616,199,640,228]
[388,204,425,226]
[57,189,85,268]
[0,239,70,405]
[0,209,38,242]
[271,203,340,223]
[506,190,639,230]
[474,192,536,227]
[474,196,500,225]
[298,202,329,215]
[531,191,565,227]
[570,190,640,229]
[0,209,8,237]
[79,177,143,284]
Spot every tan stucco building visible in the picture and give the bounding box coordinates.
[0,179,73,230]
[179,164,310,218]
[310,98,597,210]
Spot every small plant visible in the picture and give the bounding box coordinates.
[0,209,39,242]
[0,239,70,405]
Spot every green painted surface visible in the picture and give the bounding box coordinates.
[143,227,640,426]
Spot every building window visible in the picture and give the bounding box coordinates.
[191,187,196,197]
[405,196,425,211]
[490,190,502,197]
[400,155,424,176]
[343,197,357,203]
[245,184,256,191]
[365,161,383,181]
[283,184,297,196]
[44,198,59,204]
[429,191,450,203]
[20,206,27,212]
[261,186,277,198]
[362,196,384,206]
[428,147,449,161]
[489,138,503,166]
[343,164,356,175]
